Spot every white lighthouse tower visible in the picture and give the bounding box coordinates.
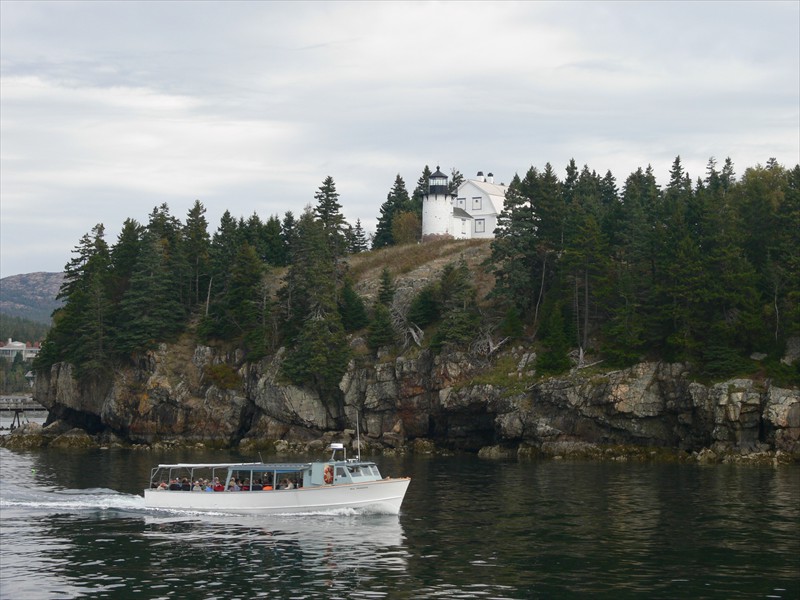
[421,166,455,241]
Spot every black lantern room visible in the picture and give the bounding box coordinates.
[429,166,449,196]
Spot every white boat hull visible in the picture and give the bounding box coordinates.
[143,477,411,515]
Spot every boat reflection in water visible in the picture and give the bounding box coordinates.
[142,511,409,589]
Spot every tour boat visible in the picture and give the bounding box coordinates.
[142,444,411,515]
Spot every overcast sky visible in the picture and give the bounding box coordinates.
[1,1,798,277]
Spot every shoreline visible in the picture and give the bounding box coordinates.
[1,421,796,466]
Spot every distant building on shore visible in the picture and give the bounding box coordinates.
[0,339,40,362]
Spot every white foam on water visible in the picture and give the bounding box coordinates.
[0,485,146,513]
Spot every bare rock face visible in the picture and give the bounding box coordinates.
[26,336,800,460]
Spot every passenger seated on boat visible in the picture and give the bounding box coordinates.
[192,481,202,491]
[169,479,181,491]
[181,478,192,491]
[227,480,240,491]
[213,477,224,492]
[241,479,250,491]
[252,480,262,491]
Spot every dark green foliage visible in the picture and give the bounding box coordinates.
[498,304,524,339]
[347,219,369,254]
[282,310,350,398]
[407,286,440,328]
[410,165,432,217]
[377,268,395,306]
[448,168,464,194]
[536,300,571,375]
[373,175,411,249]
[368,303,396,350]
[0,314,50,345]
[338,279,369,331]
[0,353,29,393]
[279,209,336,340]
[34,155,800,389]
[429,260,480,352]
[114,234,185,356]
[184,200,211,305]
[225,244,272,360]
[281,207,350,396]
[313,176,348,259]
[430,307,480,353]
[36,224,114,377]
[263,215,288,266]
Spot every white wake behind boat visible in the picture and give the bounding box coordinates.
[142,444,411,515]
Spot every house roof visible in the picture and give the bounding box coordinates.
[452,207,474,219]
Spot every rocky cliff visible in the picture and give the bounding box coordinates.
[11,337,799,463]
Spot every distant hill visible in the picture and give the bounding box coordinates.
[0,272,64,324]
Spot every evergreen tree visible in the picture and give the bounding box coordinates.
[490,169,545,321]
[407,285,440,328]
[410,165,432,217]
[279,208,337,341]
[377,268,395,306]
[263,214,287,266]
[37,224,113,377]
[367,303,396,350]
[109,218,143,305]
[184,200,210,306]
[282,308,350,404]
[536,299,571,374]
[338,278,369,331]
[373,175,410,249]
[115,233,185,356]
[281,207,349,401]
[225,244,272,359]
[430,260,480,352]
[281,211,298,264]
[448,168,464,194]
[348,219,369,253]
[313,176,347,258]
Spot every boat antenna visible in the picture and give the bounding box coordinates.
[258,452,264,463]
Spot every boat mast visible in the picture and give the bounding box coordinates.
[356,410,362,461]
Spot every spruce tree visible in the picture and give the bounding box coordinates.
[373,175,410,249]
[184,200,210,306]
[367,303,396,350]
[339,278,369,331]
[313,176,347,258]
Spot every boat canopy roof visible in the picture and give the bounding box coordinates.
[153,459,377,472]
[154,462,311,472]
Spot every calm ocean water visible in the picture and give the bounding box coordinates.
[0,434,798,599]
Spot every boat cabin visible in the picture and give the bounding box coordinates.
[147,445,385,492]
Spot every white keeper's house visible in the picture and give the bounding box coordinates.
[421,167,507,241]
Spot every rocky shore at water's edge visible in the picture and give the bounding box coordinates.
[2,338,798,465]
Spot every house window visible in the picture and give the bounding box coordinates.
[456,197,465,208]
[472,197,482,210]
[475,219,485,233]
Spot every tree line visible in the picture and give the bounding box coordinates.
[35,156,800,402]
